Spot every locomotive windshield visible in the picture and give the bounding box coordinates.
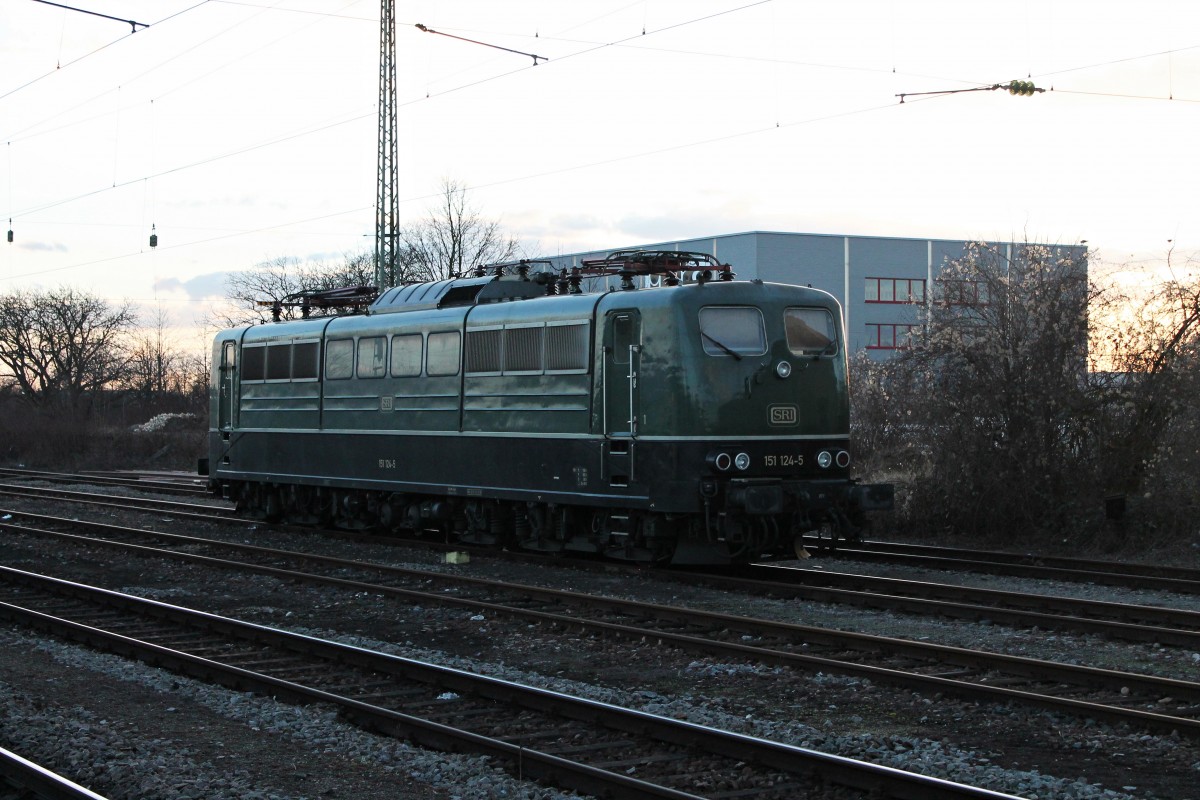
[698,306,767,357]
[784,307,838,356]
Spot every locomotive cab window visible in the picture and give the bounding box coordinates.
[784,308,838,356]
[698,306,767,357]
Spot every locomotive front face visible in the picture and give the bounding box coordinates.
[601,281,864,561]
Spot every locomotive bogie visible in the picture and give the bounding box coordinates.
[208,266,891,564]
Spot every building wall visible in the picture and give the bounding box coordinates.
[547,231,1086,358]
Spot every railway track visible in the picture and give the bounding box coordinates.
[3,480,1200,649]
[726,563,1200,649]
[0,468,208,497]
[806,537,1200,595]
[4,484,1200,650]
[0,746,108,800]
[0,566,1017,800]
[6,510,1200,740]
[0,481,232,519]
[7,470,1194,596]
[4,469,1192,593]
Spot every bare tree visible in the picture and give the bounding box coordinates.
[1089,249,1200,525]
[393,177,520,284]
[122,307,189,407]
[214,182,520,326]
[854,242,1098,541]
[0,287,137,414]
[214,251,377,327]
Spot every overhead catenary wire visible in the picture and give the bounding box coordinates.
[0,92,906,282]
[2,1,1196,284]
[1,0,783,223]
[415,23,548,65]
[1,1,209,103]
[29,0,150,33]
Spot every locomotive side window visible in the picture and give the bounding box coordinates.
[390,334,422,377]
[292,341,320,380]
[698,307,767,357]
[427,331,461,376]
[504,326,543,373]
[546,322,589,372]
[357,336,387,379]
[325,339,353,379]
[242,345,266,381]
[266,344,292,380]
[784,307,838,356]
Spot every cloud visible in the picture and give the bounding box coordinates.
[153,271,231,301]
[17,240,68,253]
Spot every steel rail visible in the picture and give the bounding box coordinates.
[0,566,1019,800]
[7,514,1200,738]
[0,746,109,800]
[837,539,1200,582]
[11,503,1200,647]
[0,483,234,518]
[0,467,208,496]
[806,538,1200,594]
[732,563,1200,648]
[8,498,1200,650]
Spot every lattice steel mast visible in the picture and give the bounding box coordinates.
[374,0,399,289]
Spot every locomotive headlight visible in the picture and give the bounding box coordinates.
[835,450,851,468]
[775,360,792,379]
[734,452,752,471]
[817,450,833,469]
[707,452,733,472]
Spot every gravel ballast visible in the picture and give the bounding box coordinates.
[1,487,1197,798]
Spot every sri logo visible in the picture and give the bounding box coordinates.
[769,405,798,426]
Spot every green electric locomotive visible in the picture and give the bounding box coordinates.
[206,251,891,564]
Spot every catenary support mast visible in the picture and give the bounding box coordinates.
[375,0,399,289]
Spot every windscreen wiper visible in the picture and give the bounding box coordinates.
[701,331,743,361]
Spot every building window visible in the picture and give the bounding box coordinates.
[865,278,925,304]
[937,278,989,305]
[865,323,919,350]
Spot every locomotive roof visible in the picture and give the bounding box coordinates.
[371,275,548,314]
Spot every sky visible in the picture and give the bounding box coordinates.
[1,0,1198,351]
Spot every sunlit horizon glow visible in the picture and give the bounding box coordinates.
[2,1,1198,353]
